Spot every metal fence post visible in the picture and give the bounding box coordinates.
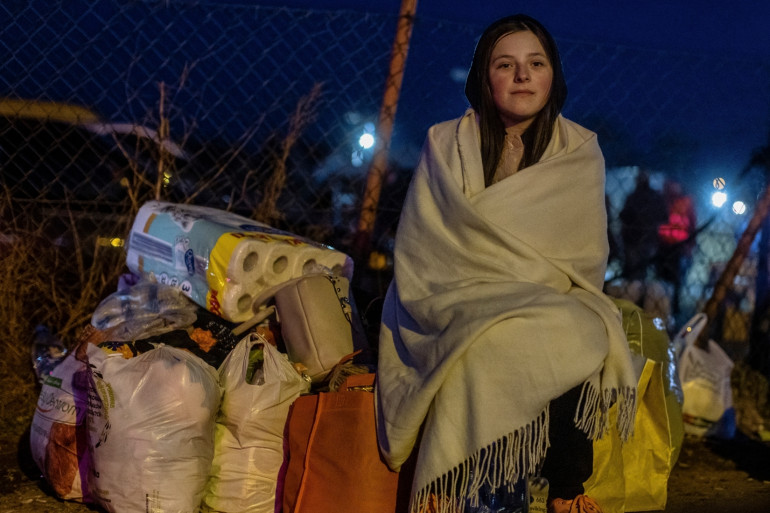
[353,0,418,260]
[697,162,770,350]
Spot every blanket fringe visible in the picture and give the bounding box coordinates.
[574,380,637,442]
[409,407,549,513]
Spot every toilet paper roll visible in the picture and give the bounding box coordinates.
[205,234,262,289]
[215,283,256,324]
[224,239,262,284]
[211,233,303,288]
[126,201,354,322]
[317,250,354,279]
[288,246,326,278]
[258,242,295,286]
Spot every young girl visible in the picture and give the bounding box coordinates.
[375,14,637,513]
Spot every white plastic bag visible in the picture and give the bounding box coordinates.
[86,343,222,513]
[676,314,735,438]
[202,334,309,513]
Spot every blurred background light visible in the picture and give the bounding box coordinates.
[711,190,727,207]
[358,132,375,149]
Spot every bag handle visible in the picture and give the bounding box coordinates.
[232,304,276,336]
[232,272,335,337]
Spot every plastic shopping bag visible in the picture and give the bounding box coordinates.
[585,358,683,512]
[86,343,221,513]
[583,299,685,513]
[584,359,683,513]
[676,314,735,438]
[29,349,91,501]
[90,278,198,341]
[202,333,309,513]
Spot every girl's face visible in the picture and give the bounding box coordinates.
[488,30,553,132]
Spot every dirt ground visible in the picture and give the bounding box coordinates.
[664,433,770,512]
[2,427,769,513]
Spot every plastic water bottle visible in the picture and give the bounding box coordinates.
[30,325,68,383]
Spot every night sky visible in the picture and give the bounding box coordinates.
[250,1,770,172]
[258,0,770,57]
[258,0,770,237]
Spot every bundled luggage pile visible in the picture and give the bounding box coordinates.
[29,201,371,513]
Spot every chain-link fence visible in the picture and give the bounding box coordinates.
[2,0,770,354]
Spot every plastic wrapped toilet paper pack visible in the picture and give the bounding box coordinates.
[126,201,353,323]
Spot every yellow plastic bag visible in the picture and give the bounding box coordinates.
[583,299,685,513]
[584,359,681,513]
[582,401,626,513]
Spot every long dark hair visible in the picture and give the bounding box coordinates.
[465,14,567,185]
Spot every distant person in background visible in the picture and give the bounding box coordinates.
[657,179,697,321]
[619,170,668,282]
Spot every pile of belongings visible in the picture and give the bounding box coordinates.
[29,201,368,513]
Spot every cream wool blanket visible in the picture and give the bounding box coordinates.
[375,109,637,512]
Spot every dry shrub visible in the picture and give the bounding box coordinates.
[0,234,42,437]
[0,82,324,447]
[0,207,127,442]
[254,83,323,224]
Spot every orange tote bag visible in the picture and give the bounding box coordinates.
[280,373,414,513]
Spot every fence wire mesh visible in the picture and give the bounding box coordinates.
[2,0,770,353]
